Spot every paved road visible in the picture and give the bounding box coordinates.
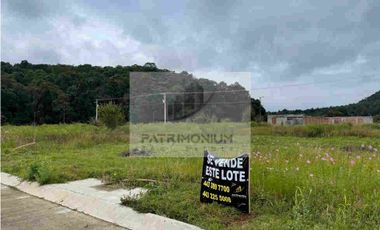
[1,185,127,230]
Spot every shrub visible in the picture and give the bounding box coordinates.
[374,115,380,123]
[27,164,53,185]
[98,103,125,129]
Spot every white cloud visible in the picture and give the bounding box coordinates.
[2,0,380,111]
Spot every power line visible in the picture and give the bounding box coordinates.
[96,90,249,101]
[129,102,251,106]
[252,76,380,90]
[96,75,380,101]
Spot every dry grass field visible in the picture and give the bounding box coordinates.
[2,123,380,229]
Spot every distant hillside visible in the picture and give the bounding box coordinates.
[1,60,265,124]
[272,90,380,119]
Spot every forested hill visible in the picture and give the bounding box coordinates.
[1,60,265,124]
[273,90,380,118]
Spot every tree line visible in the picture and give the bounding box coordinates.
[1,60,266,125]
[271,90,380,121]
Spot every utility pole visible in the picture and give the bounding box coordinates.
[258,96,264,122]
[95,99,99,122]
[162,93,167,123]
[63,106,66,124]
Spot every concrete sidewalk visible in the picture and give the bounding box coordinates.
[1,184,127,230]
[1,172,201,230]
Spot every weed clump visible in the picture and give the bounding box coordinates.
[27,164,53,185]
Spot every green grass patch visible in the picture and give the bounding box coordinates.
[1,123,380,229]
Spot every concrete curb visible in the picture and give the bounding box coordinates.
[1,172,201,230]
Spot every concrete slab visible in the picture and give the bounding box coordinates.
[1,185,126,230]
[1,172,201,230]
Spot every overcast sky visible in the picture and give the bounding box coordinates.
[2,0,380,111]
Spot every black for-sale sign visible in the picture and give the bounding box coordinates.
[200,151,250,213]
